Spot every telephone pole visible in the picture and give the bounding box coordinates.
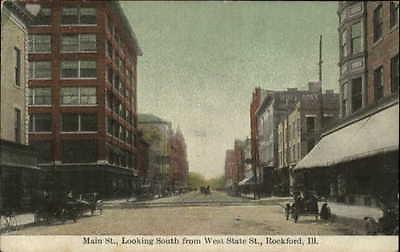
[319,35,324,133]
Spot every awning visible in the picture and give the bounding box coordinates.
[295,103,399,171]
[238,175,255,186]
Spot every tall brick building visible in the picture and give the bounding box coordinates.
[23,1,142,197]
[295,1,398,207]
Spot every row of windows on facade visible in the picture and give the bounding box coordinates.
[29,34,134,80]
[33,7,96,26]
[34,6,133,65]
[28,60,134,91]
[106,92,134,124]
[278,117,316,150]
[29,87,134,127]
[29,113,133,141]
[342,54,399,116]
[30,139,134,168]
[340,2,399,58]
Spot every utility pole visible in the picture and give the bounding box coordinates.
[318,35,324,134]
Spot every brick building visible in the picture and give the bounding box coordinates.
[168,127,189,191]
[23,0,142,197]
[224,149,235,192]
[255,83,329,196]
[278,89,339,193]
[295,1,398,208]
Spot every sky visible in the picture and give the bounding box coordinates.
[121,1,339,179]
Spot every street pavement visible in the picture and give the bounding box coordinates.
[3,191,379,235]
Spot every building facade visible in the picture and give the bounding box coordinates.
[255,83,325,196]
[295,1,398,208]
[1,1,39,210]
[23,0,142,197]
[138,114,172,195]
[278,90,339,192]
[168,127,189,192]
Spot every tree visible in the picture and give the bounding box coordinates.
[187,172,206,190]
[206,176,225,190]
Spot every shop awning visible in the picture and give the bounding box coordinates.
[238,175,255,186]
[295,103,399,171]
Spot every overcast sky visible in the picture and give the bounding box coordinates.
[121,1,339,179]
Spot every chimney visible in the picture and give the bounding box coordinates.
[308,81,321,92]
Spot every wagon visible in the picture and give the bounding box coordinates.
[285,191,319,223]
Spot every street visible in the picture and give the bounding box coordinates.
[9,191,362,235]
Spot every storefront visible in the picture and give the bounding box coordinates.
[294,101,399,207]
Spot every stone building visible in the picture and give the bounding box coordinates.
[0,1,38,210]
[138,114,172,195]
[22,0,142,197]
[295,1,398,208]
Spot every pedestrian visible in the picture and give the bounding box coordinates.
[364,216,378,235]
[320,202,331,220]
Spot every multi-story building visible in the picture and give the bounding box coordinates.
[278,89,339,192]
[168,127,189,191]
[237,137,255,195]
[295,1,398,207]
[0,1,39,210]
[255,83,326,196]
[224,149,235,192]
[249,87,269,198]
[23,1,142,197]
[138,114,171,195]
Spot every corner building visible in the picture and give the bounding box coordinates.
[24,0,142,197]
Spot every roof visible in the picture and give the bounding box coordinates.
[2,0,33,24]
[109,1,143,56]
[294,102,399,171]
[137,114,168,124]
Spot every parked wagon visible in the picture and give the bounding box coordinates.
[285,191,319,223]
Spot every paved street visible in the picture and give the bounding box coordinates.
[7,192,365,235]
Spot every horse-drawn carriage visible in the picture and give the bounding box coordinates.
[34,192,103,224]
[285,191,319,223]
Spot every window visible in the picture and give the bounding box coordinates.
[29,61,51,79]
[374,66,384,101]
[14,47,21,86]
[29,114,52,132]
[15,108,21,143]
[61,7,96,25]
[373,5,383,42]
[61,60,96,78]
[107,67,114,84]
[306,117,315,133]
[61,114,79,132]
[390,1,399,28]
[61,114,97,132]
[106,41,113,59]
[60,87,96,105]
[30,141,52,163]
[80,61,97,78]
[29,88,52,105]
[32,7,51,26]
[391,54,399,93]
[341,29,347,57]
[62,140,97,163]
[342,82,350,117]
[80,8,97,24]
[351,77,362,112]
[28,35,51,53]
[61,34,96,52]
[351,22,362,54]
